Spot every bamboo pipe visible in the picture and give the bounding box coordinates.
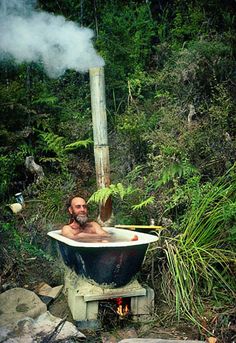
[89,67,112,224]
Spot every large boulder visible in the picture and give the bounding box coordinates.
[0,288,85,342]
[0,287,47,328]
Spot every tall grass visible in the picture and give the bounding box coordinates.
[162,165,236,322]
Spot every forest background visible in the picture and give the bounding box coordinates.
[0,0,235,341]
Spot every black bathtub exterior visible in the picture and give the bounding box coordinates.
[58,241,148,288]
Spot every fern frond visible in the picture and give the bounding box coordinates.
[65,138,93,151]
[115,183,126,199]
[88,182,137,204]
[125,165,145,182]
[32,96,58,105]
[132,196,155,210]
[155,161,198,189]
[40,132,65,155]
[88,187,112,205]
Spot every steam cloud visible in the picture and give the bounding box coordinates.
[0,0,104,77]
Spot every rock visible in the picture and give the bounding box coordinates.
[0,311,85,342]
[102,333,118,343]
[25,156,44,183]
[101,328,138,343]
[117,328,138,339]
[34,282,63,299]
[0,287,47,328]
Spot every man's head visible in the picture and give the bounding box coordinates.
[68,196,88,226]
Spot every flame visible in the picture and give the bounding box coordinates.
[116,297,129,318]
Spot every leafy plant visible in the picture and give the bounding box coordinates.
[154,159,199,189]
[38,131,92,169]
[161,165,236,322]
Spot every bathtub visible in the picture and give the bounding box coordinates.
[47,227,158,288]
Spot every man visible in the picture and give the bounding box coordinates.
[61,196,111,241]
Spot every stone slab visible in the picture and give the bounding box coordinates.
[84,287,146,301]
[34,282,63,299]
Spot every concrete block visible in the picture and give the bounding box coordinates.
[67,287,99,321]
[87,301,99,320]
[67,290,86,321]
[131,286,154,316]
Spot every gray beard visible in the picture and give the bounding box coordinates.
[74,215,88,227]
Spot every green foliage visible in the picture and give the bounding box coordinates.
[170,4,208,47]
[32,95,58,106]
[39,132,65,161]
[161,165,236,321]
[97,2,156,110]
[154,159,199,189]
[89,182,158,224]
[0,144,34,200]
[0,217,53,266]
[0,156,13,198]
[38,131,93,170]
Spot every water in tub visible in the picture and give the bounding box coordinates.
[60,230,138,243]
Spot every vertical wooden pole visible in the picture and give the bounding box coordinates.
[89,67,112,225]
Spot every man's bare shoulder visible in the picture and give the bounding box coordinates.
[61,224,73,236]
[62,224,71,230]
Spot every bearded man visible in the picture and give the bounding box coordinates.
[61,196,110,241]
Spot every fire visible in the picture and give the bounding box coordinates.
[116,297,129,318]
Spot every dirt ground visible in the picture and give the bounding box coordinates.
[1,254,235,343]
[48,291,200,342]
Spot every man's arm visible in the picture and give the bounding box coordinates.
[89,221,111,236]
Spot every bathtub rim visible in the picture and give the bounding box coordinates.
[47,227,158,248]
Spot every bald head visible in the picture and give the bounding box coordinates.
[70,196,86,206]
